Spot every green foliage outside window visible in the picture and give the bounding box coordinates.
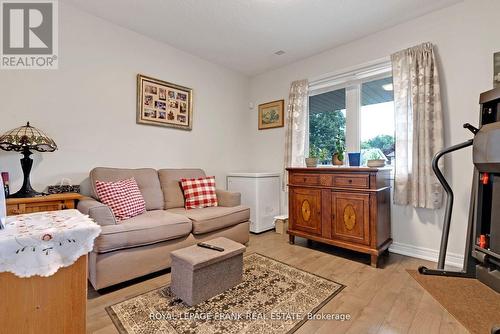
[309,110,346,164]
[308,144,329,161]
[360,135,395,156]
[309,110,394,165]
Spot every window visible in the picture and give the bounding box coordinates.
[308,61,394,166]
[309,88,346,164]
[360,77,395,165]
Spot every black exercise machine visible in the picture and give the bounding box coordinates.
[418,87,500,334]
[418,124,478,278]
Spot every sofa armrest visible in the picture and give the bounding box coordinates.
[77,198,116,226]
[216,189,241,207]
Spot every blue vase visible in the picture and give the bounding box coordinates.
[348,152,361,167]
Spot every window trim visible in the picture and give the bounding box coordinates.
[308,57,393,156]
[309,57,392,96]
[345,84,361,152]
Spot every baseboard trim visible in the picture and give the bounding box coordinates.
[389,242,464,268]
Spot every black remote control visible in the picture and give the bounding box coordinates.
[197,242,224,252]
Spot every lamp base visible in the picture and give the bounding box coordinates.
[7,148,46,198]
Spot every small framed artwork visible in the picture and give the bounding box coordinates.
[494,52,500,88]
[137,74,193,130]
[258,99,284,130]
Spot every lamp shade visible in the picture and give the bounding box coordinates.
[0,122,57,152]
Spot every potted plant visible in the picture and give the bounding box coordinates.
[305,145,320,167]
[332,136,345,166]
[366,150,386,167]
[318,148,329,165]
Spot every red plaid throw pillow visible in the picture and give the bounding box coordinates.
[95,178,146,222]
[180,176,218,209]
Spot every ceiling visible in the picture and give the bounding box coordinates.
[63,0,462,76]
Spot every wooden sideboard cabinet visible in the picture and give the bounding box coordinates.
[6,193,82,215]
[287,167,392,267]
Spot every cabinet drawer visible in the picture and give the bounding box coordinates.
[291,173,320,185]
[7,204,23,216]
[333,174,369,189]
[24,202,64,214]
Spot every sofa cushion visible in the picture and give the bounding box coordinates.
[95,178,146,222]
[158,169,206,209]
[90,167,164,211]
[167,205,250,234]
[180,176,218,209]
[94,210,192,253]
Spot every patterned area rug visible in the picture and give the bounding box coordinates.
[107,253,344,334]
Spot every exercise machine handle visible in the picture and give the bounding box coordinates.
[432,139,473,269]
[463,123,479,135]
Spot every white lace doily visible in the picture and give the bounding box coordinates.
[0,209,101,278]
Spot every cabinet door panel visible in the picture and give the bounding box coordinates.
[332,192,370,245]
[290,188,322,235]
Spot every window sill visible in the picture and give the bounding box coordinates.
[316,164,395,180]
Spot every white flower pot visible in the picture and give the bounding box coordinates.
[305,158,318,168]
[367,159,386,167]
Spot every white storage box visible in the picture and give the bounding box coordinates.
[274,215,289,235]
[227,172,280,233]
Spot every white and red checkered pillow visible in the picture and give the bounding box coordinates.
[95,178,146,222]
[180,176,218,209]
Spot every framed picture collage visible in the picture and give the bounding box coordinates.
[137,74,193,130]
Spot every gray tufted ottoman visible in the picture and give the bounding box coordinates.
[170,237,246,306]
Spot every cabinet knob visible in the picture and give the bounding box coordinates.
[348,179,353,183]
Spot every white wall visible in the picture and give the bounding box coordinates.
[246,0,500,265]
[0,3,250,193]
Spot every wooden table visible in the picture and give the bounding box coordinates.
[1,196,90,334]
[6,193,83,215]
[0,255,88,334]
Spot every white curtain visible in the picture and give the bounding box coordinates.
[282,79,309,190]
[391,42,444,209]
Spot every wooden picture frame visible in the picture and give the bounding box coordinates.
[495,51,500,88]
[137,74,193,130]
[258,99,284,130]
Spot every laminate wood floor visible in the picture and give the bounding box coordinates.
[87,232,469,334]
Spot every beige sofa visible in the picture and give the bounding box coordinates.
[77,167,250,290]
